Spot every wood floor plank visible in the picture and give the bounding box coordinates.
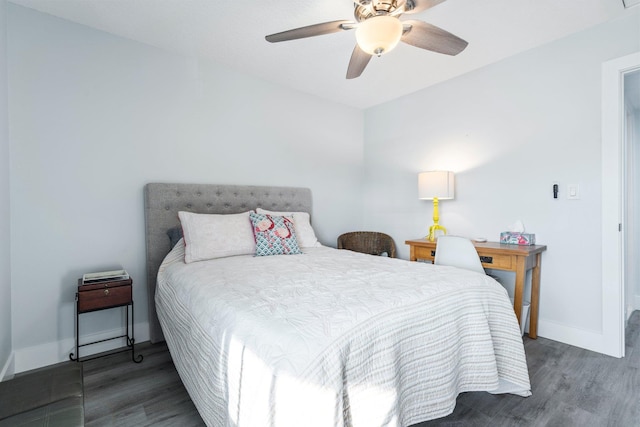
[83,342,204,427]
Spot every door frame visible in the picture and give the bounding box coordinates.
[602,52,640,358]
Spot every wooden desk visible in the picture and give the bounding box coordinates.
[405,239,547,338]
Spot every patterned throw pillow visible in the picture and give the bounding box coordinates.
[249,212,302,256]
[256,208,321,248]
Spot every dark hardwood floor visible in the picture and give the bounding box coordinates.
[82,312,640,426]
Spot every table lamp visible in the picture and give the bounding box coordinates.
[418,171,455,241]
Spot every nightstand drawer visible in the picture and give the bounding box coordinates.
[78,280,132,313]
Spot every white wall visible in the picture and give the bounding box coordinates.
[629,102,640,316]
[636,109,640,311]
[0,0,12,380]
[7,4,364,372]
[623,95,636,322]
[362,8,640,353]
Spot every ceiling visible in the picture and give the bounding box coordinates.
[8,0,631,109]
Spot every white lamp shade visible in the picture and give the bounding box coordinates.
[418,171,455,200]
[355,16,403,56]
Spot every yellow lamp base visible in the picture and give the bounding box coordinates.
[427,224,447,242]
[426,197,447,242]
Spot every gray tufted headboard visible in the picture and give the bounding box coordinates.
[144,183,313,343]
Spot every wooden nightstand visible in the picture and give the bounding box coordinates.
[69,277,143,363]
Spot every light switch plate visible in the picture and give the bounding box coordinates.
[568,184,580,200]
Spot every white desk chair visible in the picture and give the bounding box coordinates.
[435,235,529,335]
[434,235,485,274]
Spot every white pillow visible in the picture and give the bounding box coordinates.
[256,208,321,248]
[178,211,256,263]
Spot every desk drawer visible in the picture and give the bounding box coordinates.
[412,246,514,270]
[412,246,435,262]
[479,253,513,270]
[78,283,131,312]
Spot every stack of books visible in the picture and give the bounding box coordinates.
[81,269,129,285]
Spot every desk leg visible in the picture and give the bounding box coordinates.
[409,246,417,262]
[528,253,542,339]
[513,256,526,328]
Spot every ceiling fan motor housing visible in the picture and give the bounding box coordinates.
[354,0,406,21]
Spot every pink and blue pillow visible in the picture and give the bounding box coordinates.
[249,212,302,256]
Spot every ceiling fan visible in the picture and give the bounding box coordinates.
[265,0,468,79]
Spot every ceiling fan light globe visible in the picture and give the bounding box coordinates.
[355,16,403,56]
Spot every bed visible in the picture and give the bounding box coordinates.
[144,183,531,427]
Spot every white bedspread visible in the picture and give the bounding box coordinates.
[156,243,531,427]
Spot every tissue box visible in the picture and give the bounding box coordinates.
[500,232,536,245]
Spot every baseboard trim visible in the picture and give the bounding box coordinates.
[14,321,149,374]
[537,319,618,357]
[0,351,14,382]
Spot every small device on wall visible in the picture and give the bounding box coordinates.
[553,183,558,199]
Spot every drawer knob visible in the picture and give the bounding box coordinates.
[104,289,110,296]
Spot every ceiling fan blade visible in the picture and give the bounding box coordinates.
[266,20,354,43]
[404,0,448,14]
[346,44,372,79]
[401,20,468,55]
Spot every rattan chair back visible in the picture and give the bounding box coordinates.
[337,231,397,258]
